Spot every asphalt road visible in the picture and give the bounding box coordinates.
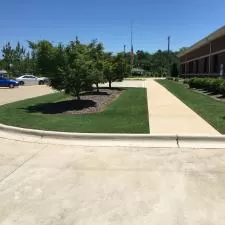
[0,85,55,105]
[0,138,225,225]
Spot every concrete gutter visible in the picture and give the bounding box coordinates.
[0,123,225,149]
[178,135,225,149]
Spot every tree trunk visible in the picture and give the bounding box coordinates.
[76,91,81,100]
[109,80,112,89]
[96,83,99,93]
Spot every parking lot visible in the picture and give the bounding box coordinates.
[0,80,145,106]
[1,79,225,224]
[0,138,225,225]
[0,85,55,105]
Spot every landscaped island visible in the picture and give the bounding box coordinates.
[0,88,149,133]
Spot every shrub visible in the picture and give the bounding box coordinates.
[209,79,222,94]
[183,79,189,84]
[220,81,225,97]
[188,78,203,89]
[188,78,225,96]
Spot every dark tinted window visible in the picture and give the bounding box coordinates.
[213,55,218,73]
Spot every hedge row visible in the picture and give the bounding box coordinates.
[180,74,221,79]
[188,78,225,96]
[166,77,179,81]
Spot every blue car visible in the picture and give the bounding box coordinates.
[0,76,19,88]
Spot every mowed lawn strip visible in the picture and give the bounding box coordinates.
[157,79,225,134]
[0,88,149,133]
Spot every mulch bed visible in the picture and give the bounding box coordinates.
[70,88,123,114]
[26,88,124,115]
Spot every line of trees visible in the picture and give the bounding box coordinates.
[0,42,36,76]
[133,50,180,77]
[0,39,183,98]
[0,39,130,99]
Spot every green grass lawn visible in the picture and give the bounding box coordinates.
[157,79,225,134]
[0,88,149,133]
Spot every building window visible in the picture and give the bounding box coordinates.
[196,60,199,73]
[181,64,185,74]
[189,61,194,74]
[203,57,208,73]
[213,54,218,73]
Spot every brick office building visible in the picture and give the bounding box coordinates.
[179,26,225,76]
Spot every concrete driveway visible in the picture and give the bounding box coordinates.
[0,85,55,105]
[1,137,225,225]
[100,80,145,88]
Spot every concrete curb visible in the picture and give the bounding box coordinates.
[0,123,177,148]
[0,123,225,148]
[0,123,173,140]
[178,135,225,149]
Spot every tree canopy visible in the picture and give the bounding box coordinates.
[0,39,183,98]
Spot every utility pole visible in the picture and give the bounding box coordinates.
[123,45,126,78]
[168,36,170,53]
[130,21,134,76]
[167,36,171,76]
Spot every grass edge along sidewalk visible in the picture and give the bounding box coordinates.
[157,79,225,134]
[0,88,149,134]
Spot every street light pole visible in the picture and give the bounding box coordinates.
[130,21,134,76]
[167,36,171,77]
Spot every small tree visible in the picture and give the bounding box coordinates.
[103,53,114,89]
[113,53,130,80]
[1,42,14,73]
[28,40,55,76]
[32,39,94,100]
[88,40,104,92]
[103,52,129,89]
[63,40,93,99]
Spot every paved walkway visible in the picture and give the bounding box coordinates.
[146,79,220,134]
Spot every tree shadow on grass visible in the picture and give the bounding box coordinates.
[80,88,125,96]
[23,99,96,114]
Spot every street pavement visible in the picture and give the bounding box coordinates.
[0,138,225,225]
[0,85,55,105]
[0,80,225,224]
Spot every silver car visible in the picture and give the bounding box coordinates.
[16,75,48,86]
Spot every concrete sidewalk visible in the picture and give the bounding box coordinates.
[146,79,220,134]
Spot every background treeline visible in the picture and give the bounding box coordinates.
[0,39,181,97]
[0,40,182,78]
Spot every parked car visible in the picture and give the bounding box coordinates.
[16,75,48,86]
[0,76,19,88]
